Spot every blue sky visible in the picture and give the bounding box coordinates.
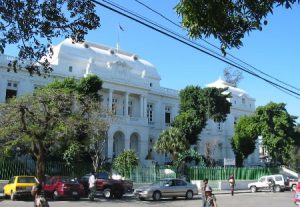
[5,1,300,123]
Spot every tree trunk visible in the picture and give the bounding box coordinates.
[36,148,46,183]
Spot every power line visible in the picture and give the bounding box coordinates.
[134,0,300,93]
[91,0,300,98]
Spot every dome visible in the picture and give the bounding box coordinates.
[49,39,161,81]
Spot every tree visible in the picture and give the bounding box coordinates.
[231,116,258,167]
[175,0,299,53]
[47,75,109,172]
[255,102,297,165]
[173,86,231,145]
[0,76,108,182]
[0,0,100,75]
[0,88,76,182]
[112,150,138,178]
[154,127,189,161]
[223,67,243,87]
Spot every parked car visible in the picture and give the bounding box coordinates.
[248,174,287,193]
[43,176,84,200]
[134,178,198,201]
[3,176,38,200]
[78,172,133,199]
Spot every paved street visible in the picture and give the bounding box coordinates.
[0,191,296,207]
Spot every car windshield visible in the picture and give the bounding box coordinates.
[61,177,78,184]
[151,180,172,186]
[18,177,37,183]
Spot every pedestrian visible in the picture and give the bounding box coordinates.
[268,178,275,193]
[229,175,235,196]
[202,178,209,207]
[31,183,49,207]
[88,171,96,201]
[293,182,300,206]
[204,186,217,207]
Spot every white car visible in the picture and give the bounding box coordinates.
[248,174,286,193]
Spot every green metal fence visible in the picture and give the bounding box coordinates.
[0,159,91,180]
[188,166,279,181]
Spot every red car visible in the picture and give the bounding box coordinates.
[43,176,84,200]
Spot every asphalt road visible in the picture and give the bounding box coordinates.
[0,191,296,207]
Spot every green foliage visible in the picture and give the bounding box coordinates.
[77,75,103,101]
[154,127,189,160]
[231,116,259,167]
[0,77,108,181]
[175,0,299,52]
[112,150,139,177]
[0,0,100,75]
[46,75,103,100]
[255,102,297,165]
[174,149,207,169]
[174,86,231,145]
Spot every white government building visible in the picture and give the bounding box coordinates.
[0,39,261,166]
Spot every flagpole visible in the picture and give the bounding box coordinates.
[117,25,119,51]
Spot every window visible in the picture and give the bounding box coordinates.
[68,66,73,72]
[165,106,171,125]
[275,176,283,181]
[6,81,18,102]
[259,177,266,182]
[242,98,246,104]
[128,100,133,116]
[112,98,118,115]
[175,180,187,186]
[150,83,152,87]
[217,123,222,131]
[147,104,154,124]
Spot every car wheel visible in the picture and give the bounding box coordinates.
[103,188,112,199]
[10,192,16,201]
[274,185,281,192]
[139,197,145,201]
[152,191,161,201]
[250,186,257,193]
[186,190,193,200]
[53,190,59,200]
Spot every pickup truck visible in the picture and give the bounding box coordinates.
[78,172,133,199]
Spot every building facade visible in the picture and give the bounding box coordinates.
[198,79,260,166]
[0,39,260,166]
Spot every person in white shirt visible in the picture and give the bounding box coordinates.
[88,171,96,201]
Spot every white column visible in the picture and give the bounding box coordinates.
[108,89,113,111]
[143,97,147,118]
[124,92,129,116]
[139,95,143,117]
[0,76,6,103]
[107,133,113,160]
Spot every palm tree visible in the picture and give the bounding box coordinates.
[154,127,189,161]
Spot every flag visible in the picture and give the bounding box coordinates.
[119,24,124,31]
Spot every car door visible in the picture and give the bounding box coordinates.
[257,177,267,189]
[274,175,284,186]
[4,177,15,195]
[160,180,175,197]
[173,179,188,197]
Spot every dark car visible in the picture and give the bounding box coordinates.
[43,176,84,200]
[78,172,133,199]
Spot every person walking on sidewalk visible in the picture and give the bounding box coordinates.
[201,178,209,207]
[88,171,96,201]
[204,186,217,207]
[229,175,235,196]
